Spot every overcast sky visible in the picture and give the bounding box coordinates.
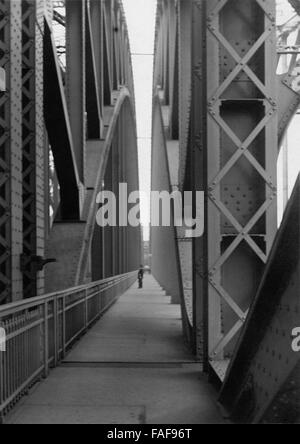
[122,0,157,241]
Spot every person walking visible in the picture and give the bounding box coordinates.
[138,265,144,289]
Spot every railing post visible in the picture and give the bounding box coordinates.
[61,297,66,359]
[84,289,88,330]
[53,298,58,367]
[43,302,49,378]
[98,285,102,315]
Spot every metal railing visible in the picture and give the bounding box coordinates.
[0,271,137,421]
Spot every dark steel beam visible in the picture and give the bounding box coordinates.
[90,0,104,131]
[0,0,140,301]
[66,0,86,183]
[0,1,23,304]
[219,176,300,424]
[44,19,80,220]
[21,0,46,299]
[103,0,113,105]
[203,0,278,377]
[191,0,209,363]
[85,1,101,139]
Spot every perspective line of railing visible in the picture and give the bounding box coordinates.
[0,271,138,422]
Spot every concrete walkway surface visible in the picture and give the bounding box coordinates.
[7,276,225,424]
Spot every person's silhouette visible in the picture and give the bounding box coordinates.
[138,265,144,289]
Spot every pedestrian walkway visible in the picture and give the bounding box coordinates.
[7,276,224,424]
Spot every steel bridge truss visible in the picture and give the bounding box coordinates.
[152,0,300,423]
[0,1,23,303]
[204,0,278,372]
[0,0,141,304]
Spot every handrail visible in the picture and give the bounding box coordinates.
[0,271,137,422]
[0,272,134,317]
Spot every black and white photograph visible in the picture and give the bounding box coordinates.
[0,0,299,428]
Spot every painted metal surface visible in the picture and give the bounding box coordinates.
[205,0,278,370]
[151,96,182,307]
[152,2,190,342]
[22,0,45,299]
[0,0,141,304]
[219,176,300,424]
[66,0,86,183]
[44,1,140,293]
[0,1,23,304]
[152,2,293,377]
[191,0,208,362]
[43,18,81,221]
[152,0,278,365]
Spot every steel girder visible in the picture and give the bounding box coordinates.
[43,17,81,221]
[0,0,140,301]
[153,0,279,366]
[45,0,140,292]
[103,0,113,105]
[203,0,278,376]
[190,0,208,362]
[153,0,300,423]
[0,1,23,304]
[151,95,183,308]
[66,0,86,184]
[152,1,196,348]
[76,88,140,286]
[95,98,141,280]
[219,176,300,423]
[86,0,102,139]
[21,0,45,299]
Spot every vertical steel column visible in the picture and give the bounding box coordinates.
[119,18,125,86]
[66,0,86,184]
[86,0,101,139]
[153,3,163,90]
[124,97,140,273]
[162,0,169,104]
[168,0,177,136]
[204,0,278,375]
[0,1,23,304]
[113,6,120,90]
[190,0,208,362]
[118,112,124,275]
[91,224,103,281]
[103,148,113,278]
[21,0,45,299]
[112,133,119,276]
[280,36,289,211]
[103,0,112,105]
[122,112,127,274]
[178,0,191,189]
[90,0,104,133]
